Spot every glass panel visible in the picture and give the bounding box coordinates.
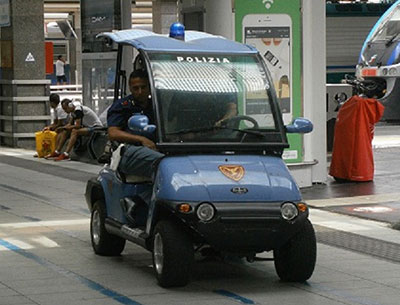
[82,57,115,114]
[370,7,400,43]
[149,53,279,144]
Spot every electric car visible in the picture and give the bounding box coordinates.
[85,28,316,287]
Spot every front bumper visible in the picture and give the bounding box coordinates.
[165,200,309,253]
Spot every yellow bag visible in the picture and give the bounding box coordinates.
[35,131,57,158]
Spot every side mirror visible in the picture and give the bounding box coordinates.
[285,118,313,134]
[128,114,156,135]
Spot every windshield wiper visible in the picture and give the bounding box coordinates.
[386,33,400,47]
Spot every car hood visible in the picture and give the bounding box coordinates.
[155,155,301,202]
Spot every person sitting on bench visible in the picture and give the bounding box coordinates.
[47,99,103,161]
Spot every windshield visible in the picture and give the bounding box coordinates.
[369,6,400,44]
[149,53,282,144]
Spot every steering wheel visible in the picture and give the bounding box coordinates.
[221,115,259,129]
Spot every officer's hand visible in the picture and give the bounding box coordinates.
[215,118,228,127]
[215,120,223,127]
[141,137,157,150]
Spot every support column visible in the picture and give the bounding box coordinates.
[70,8,81,85]
[153,0,178,34]
[0,0,50,149]
[302,0,327,183]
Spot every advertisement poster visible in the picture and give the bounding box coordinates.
[235,0,302,163]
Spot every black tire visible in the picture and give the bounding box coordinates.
[90,200,126,256]
[152,220,194,288]
[273,219,317,282]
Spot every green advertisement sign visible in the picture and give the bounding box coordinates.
[235,0,303,163]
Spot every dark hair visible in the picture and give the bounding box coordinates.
[61,98,72,107]
[49,93,60,105]
[129,70,148,81]
[58,55,62,60]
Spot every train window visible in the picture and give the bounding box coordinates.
[372,8,400,42]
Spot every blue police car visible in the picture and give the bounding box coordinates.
[85,25,316,288]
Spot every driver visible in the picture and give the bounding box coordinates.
[215,95,238,127]
[107,70,164,179]
[168,92,237,132]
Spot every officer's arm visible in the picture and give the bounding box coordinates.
[108,126,156,150]
[215,102,237,126]
[223,102,237,120]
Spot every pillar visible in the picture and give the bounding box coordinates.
[0,0,50,149]
[302,0,327,183]
[153,0,178,34]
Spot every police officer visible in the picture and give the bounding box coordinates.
[107,70,163,178]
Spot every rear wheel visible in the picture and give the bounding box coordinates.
[152,220,194,287]
[91,200,126,256]
[273,219,316,282]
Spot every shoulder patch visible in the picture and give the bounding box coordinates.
[122,100,129,106]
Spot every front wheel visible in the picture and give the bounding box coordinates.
[152,220,194,287]
[90,200,126,256]
[273,219,317,282]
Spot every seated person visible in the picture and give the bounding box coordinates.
[107,70,164,179]
[43,93,68,131]
[47,99,103,161]
[40,93,68,158]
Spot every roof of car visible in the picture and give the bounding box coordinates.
[97,29,258,54]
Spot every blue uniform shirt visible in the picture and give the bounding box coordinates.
[107,95,154,131]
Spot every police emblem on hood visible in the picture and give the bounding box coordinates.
[218,165,245,181]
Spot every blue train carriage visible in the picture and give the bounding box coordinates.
[357,0,400,120]
[85,27,316,288]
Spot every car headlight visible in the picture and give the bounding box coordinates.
[196,203,215,222]
[281,202,298,221]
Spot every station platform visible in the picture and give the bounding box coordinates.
[0,123,400,305]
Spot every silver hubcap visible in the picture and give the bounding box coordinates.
[92,210,101,245]
[153,233,164,274]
